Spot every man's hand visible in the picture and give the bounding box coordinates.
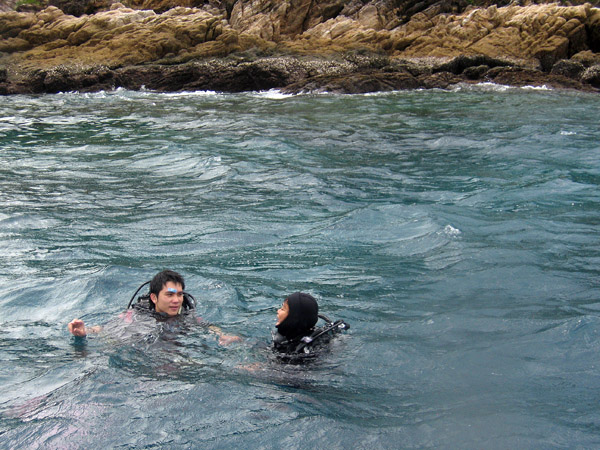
[68,319,87,337]
[208,325,241,346]
[218,334,242,346]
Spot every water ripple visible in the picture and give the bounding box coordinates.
[1,89,600,448]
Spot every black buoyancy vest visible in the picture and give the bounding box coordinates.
[272,314,350,358]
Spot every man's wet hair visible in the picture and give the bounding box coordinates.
[149,270,185,298]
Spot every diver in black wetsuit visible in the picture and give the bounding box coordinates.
[272,292,349,362]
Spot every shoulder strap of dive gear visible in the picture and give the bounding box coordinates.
[127,280,150,309]
[293,314,350,353]
[182,292,196,310]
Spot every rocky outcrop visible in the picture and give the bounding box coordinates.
[0,5,236,69]
[1,1,600,94]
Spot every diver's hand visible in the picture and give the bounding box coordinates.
[68,319,87,337]
[218,334,242,346]
[237,362,263,372]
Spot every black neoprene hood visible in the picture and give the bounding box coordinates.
[276,292,318,339]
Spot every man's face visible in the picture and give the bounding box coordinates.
[151,281,184,316]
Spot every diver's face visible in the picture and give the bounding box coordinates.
[276,300,289,325]
[151,281,184,316]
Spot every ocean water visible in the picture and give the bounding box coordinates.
[0,85,599,449]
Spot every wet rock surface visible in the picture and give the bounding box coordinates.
[1,1,599,94]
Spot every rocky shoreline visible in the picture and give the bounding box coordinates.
[3,53,598,95]
[1,1,600,95]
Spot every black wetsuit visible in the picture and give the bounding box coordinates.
[273,292,349,362]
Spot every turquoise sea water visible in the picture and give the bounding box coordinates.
[0,85,599,448]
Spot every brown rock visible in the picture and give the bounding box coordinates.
[550,59,585,79]
[0,37,32,52]
[486,66,594,91]
[571,50,600,66]
[282,70,421,94]
[417,71,464,90]
[1,2,600,94]
[581,64,600,87]
[0,10,38,37]
[463,64,489,79]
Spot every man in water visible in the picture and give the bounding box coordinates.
[68,269,241,346]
